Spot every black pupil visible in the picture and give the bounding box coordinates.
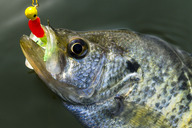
[34,14,37,17]
[73,43,82,54]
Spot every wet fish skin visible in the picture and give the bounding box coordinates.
[20,27,192,128]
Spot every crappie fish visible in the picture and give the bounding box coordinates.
[20,26,192,128]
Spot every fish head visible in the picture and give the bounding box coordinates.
[20,26,110,104]
[20,26,141,105]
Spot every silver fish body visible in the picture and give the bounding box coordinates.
[20,26,192,128]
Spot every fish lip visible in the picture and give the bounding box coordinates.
[20,33,67,98]
[20,27,59,94]
[20,25,58,82]
[20,35,45,64]
[20,34,47,82]
[20,27,83,104]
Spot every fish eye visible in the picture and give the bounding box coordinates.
[67,39,88,59]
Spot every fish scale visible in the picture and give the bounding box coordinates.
[20,26,192,127]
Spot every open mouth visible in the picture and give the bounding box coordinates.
[20,26,81,103]
[20,26,61,74]
[20,25,61,84]
[20,26,103,104]
[20,26,50,82]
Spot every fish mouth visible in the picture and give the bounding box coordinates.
[20,26,57,88]
[20,26,77,102]
[20,34,47,82]
[20,26,96,104]
[20,26,53,84]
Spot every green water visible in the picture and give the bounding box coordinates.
[1,0,192,128]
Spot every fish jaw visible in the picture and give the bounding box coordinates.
[19,26,105,104]
[20,27,79,103]
[20,35,46,80]
[20,25,59,87]
[20,35,62,95]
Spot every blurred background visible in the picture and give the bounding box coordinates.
[1,0,192,128]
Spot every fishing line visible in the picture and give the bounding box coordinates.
[32,0,39,7]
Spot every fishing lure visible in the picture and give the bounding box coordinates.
[25,0,47,45]
[25,6,45,38]
[25,0,48,61]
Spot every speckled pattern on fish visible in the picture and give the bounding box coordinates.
[20,26,192,128]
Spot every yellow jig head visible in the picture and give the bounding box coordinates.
[25,0,48,61]
[25,6,38,20]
